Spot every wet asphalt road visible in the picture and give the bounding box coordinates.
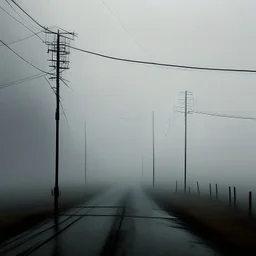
[0,187,220,256]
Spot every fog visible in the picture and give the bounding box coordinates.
[1,0,256,199]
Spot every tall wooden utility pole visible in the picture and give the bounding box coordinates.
[184,90,188,192]
[46,29,74,218]
[176,91,194,193]
[152,111,155,188]
[141,156,144,177]
[84,121,87,185]
[54,30,60,216]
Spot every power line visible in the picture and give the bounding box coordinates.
[192,110,256,121]
[60,103,70,127]
[100,0,157,66]
[60,78,75,93]
[0,31,43,46]
[9,0,47,30]
[6,0,40,31]
[0,73,45,87]
[44,77,55,91]
[6,0,25,21]
[45,77,63,101]
[7,2,256,73]
[9,0,75,38]
[99,0,143,53]
[45,78,70,127]
[0,40,51,74]
[175,109,256,121]
[0,73,46,90]
[70,45,256,73]
[0,27,63,47]
[8,2,256,73]
[0,5,43,42]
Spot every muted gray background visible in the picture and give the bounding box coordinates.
[0,0,256,194]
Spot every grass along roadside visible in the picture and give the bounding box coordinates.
[149,189,256,256]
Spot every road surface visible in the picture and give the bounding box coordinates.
[0,187,220,255]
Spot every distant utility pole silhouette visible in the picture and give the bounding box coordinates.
[175,91,194,192]
[152,111,155,188]
[46,30,74,217]
[141,155,144,178]
[84,121,87,185]
[140,156,144,186]
[184,91,187,192]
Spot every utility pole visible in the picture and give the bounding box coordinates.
[141,156,144,177]
[175,91,194,193]
[152,111,155,188]
[46,29,74,218]
[84,121,87,185]
[54,30,60,216]
[184,91,187,192]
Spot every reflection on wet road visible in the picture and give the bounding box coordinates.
[0,187,220,256]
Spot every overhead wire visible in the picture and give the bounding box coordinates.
[9,0,48,31]
[192,110,256,121]
[70,45,256,73]
[44,77,64,102]
[4,1,256,73]
[44,77,55,92]
[60,103,70,127]
[6,1,256,73]
[0,73,46,90]
[1,73,71,128]
[99,0,163,72]
[99,0,144,54]
[45,78,70,126]
[2,1,72,125]
[0,5,43,42]
[5,0,40,31]
[9,0,75,37]
[0,40,51,75]
[0,31,43,46]
[60,78,76,93]
[175,109,256,121]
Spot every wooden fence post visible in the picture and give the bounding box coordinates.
[229,186,231,206]
[233,186,236,207]
[215,184,218,200]
[209,183,212,199]
[197,181,200,196]
[249,191,252,217]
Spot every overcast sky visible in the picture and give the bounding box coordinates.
[1,0,256,194]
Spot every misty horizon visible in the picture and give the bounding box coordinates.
[1,0,256,194]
